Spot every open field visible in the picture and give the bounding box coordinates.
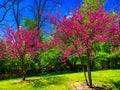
[0,70,120,90]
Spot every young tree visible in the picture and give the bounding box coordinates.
[0,40,5,60]
[4,28,42,80]
[51,6,120,87]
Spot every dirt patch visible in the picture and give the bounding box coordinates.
[69,82,111,90]
[12,79,40,84]
[69,82,90,90]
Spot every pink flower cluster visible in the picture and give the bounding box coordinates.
[4,28,42,59]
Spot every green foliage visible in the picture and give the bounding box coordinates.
[67,56,79,66]
[82,0,100,11]
[22,18,37,29]
[93,42,110,61]
[40,47,62,66]
[0,59,21,74]
[83,0,106,9]
[98,0,106,5]
[91,42,120,70]
[110,11,116,16]
[0,59,21,80]
[38,47,63,73]
[93,42,120,61]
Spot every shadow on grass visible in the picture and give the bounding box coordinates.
[101,80,120,90]
[31,76,66,88]
[110,80,120,90]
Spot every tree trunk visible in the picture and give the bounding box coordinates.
[22,69,26,81]
[87,58,92,87]
[73,44,89,86]
[87,49,92,88]
[81,60,89,86]
[78,55,89,86]
[21,59,26,81]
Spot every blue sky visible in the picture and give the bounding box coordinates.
[0,0,120,36]
[105,0,120,12]
[57,0,120,16]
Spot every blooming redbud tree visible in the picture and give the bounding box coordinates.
[4,28,42,80]
[51,6,120,87]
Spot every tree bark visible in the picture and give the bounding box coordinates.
[87,50,92,88]
[78,55,89,86]
[22,69,26,81]
[81,60,89,86]
[21,59,26,81]
[87,58,92,87]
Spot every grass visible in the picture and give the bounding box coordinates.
[0,70,120,90]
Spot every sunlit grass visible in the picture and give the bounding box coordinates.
[0,70,120,90]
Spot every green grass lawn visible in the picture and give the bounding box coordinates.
[0,70,120,90]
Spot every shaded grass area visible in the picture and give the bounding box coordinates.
[0,70,120,90]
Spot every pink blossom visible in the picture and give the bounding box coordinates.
[50,5,120,60]
[4,28,42,59]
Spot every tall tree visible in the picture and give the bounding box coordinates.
[30,0,62,31]
[10,0,24,28]
[51,6,120,87]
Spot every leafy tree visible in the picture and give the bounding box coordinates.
[4,28,42,80]
[81,0,107,13]
[51,6,120,87]
[22,18,37,30]
[83,0,100,11]
[39,47,62,73]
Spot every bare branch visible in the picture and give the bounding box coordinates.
[0,0,13,23]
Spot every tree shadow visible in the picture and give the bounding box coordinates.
[69,82,111,90]
[31,76,66,88]
[91,86,105,90]
[110,80,120,90]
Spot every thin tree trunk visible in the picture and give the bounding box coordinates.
[81,60,89,86]
[87,50,92,88]
[87,58,92,87]
[78,55,89,86]
[22,70,26,81]
[72,43,89,86]
[21,59,26,81]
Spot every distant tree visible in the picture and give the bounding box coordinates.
[30,0,62,31]
[10,0,24,28]
[81,0,106,12]
[4,28,42,80]
[22,18,37,30]
[98,0,106,6]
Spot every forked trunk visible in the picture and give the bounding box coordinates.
[87,49,92,88]
[78,55,89,86]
